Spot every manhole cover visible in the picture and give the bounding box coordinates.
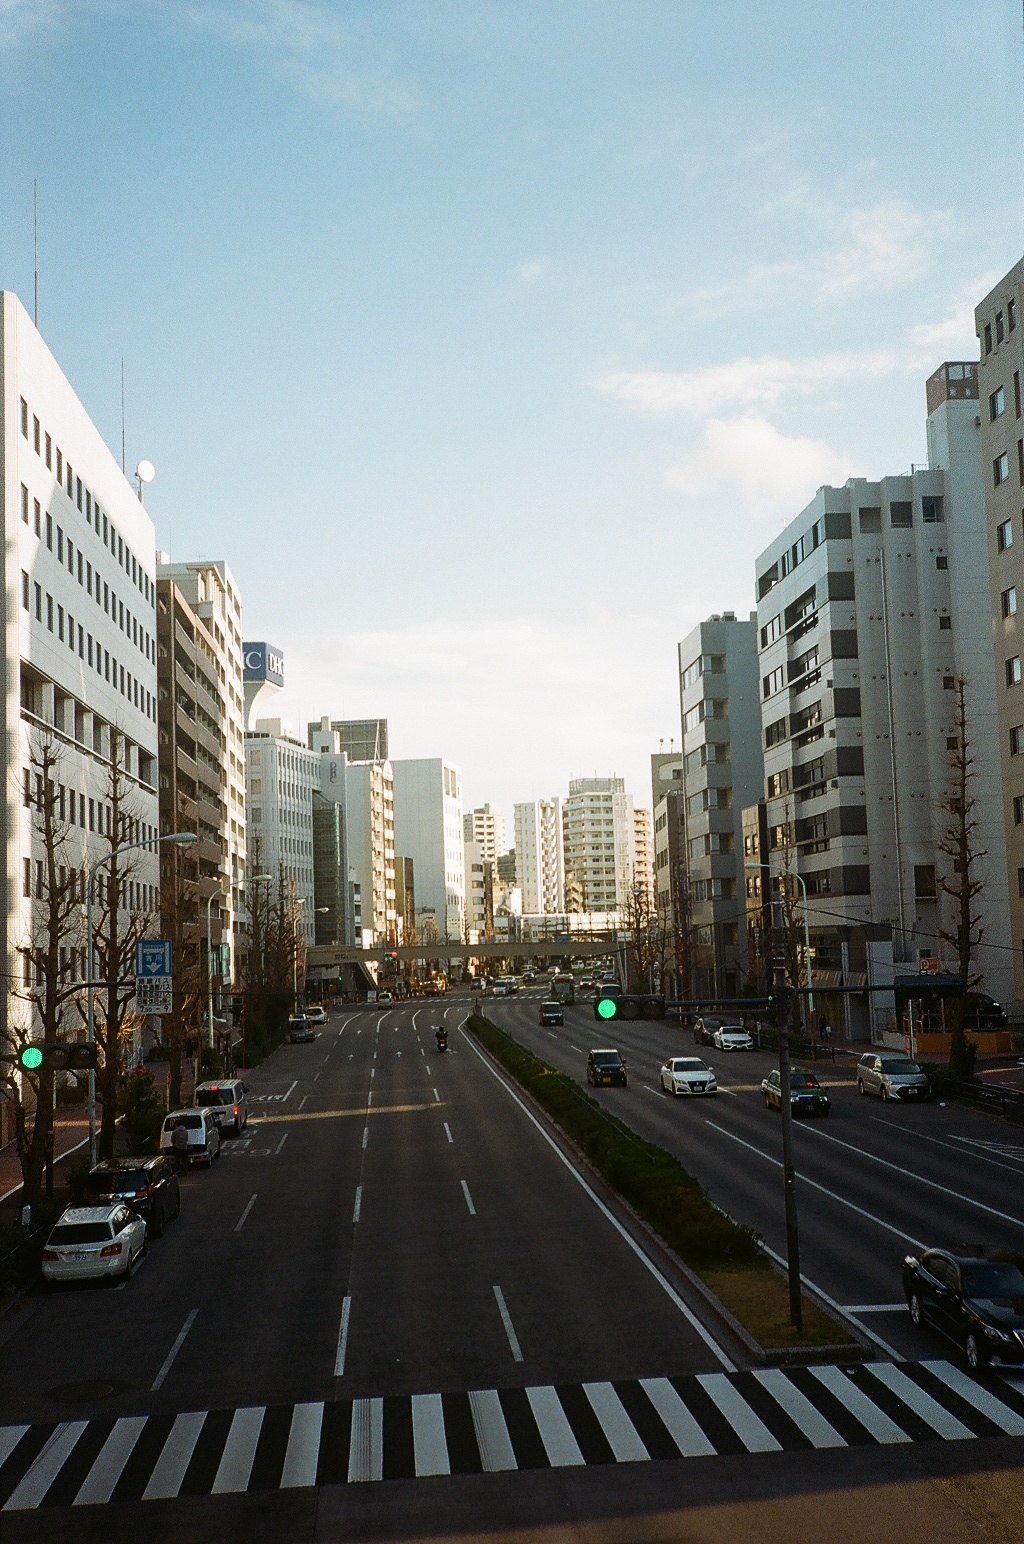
[48,1380,126,1402]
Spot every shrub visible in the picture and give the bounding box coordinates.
[119,1069,166,1154]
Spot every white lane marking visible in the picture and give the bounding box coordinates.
[705,1121,926,1249]
[362,1126,369,1149]
[376,1015,388,1032]
[425,1064,432,1076]
[298,1095,308,1111]
[275,1132,289,1155]
[335,1295,352,1377]
[353,1186,362,1223]
[697,1373,782,1452]
[873,1119,1024,1177]
[420,1048,425,1056]
[642,1085,658,1095]
[432,1087,440,1102]
[314,1071,321,1082]
[3,1422,88,1509]
[868,1363,975,1439]
[151,1308,199,1391]
[526,1386,584,1466]
[463,1027,734,1369]
[280,1403,324,1488]
[461,1179,477,1216]
[570,1044,584,1054]
[0,1426,29,1470]
[444,1122,454,1144]
[142,1410,207,1498]
[751,1369,845,1447]
[493,1284,524,1362]
[803,1124,1024,1227]
[758,1244,903,1361]
[348,1397,384,1482]
[367,1090,374,1108]
[411,1392,450,1476]
[370,1067,375,1078]
[809,1366,912,1441]
[468,1390,517,1471]
[282,1080,298,1102]
[211,1406,266,1493]
[925,1360,1024,1434]
[412,1010,420,1031]
[234,1193,258,1233]
[583,1382,649,1461]
[72,1415,148,1505]
[847,1303,908,1313]
[639,1378,715,1456]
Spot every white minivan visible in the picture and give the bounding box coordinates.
[160,1108,221,1168]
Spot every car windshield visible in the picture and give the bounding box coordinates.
[86,1170,148,1191]
[700,1018,722,1029]
[593,1053,622,1067]
[879,1060,922,1075]
[672,1060,708,1072]
[962,1263,1024,1298]
[49,1222,112,1244]
[165,1114,203,1130]
[721,1029,747,1038]
[791,1074,820,1089]
[196,1089,235,1106]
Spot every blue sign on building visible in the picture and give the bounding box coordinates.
[135,940,172,977]
[243,641,285,688]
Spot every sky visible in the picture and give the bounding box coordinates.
[0,0,1021,822]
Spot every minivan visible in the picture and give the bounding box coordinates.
[160,1108,222,1167]
[195,1078,248,1136]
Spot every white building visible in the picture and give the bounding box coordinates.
[633,807,655,909]
[463,837,490,940]
[463,804,508,863]
[391,758,465,940]
[513,798,565,914]
[244,718,317,943]
[3,291,160,1133]
[308,718,396,948]
[562,777,633,915]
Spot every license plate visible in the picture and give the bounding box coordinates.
[70,1253,88,1262]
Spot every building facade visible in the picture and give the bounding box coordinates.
[309,717,389,764]
[513,798,564,914]
[561,777,633,916]
[244,718,318,943]
[976,260,1024,1000]
[632,807,655,909]
[308,719,396,949]
[463,804,508,863]
[677,613,763,996]
[391,758,465,940]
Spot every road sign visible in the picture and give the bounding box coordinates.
[137,977,173,1015]
[919,957,940,974]
[136,940,172,977]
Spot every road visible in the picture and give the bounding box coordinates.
[491,992,1024,1361]
[3,994,1024,1542]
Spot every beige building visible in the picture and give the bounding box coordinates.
[976,258,1024,1000]
[632,807,655,909]
[463,804,508,863]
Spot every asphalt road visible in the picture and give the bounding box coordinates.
[491,992,1024,1361]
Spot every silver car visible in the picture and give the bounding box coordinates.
[713,1026,754,1051]
[41,1204,147,1286]
[857,1053,930,1102]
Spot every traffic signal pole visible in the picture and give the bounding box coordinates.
[776,994,802,1333]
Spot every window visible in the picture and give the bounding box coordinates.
[943,675,956,689]
[946,736,958,751]
[20,484,28,523]
[680,656,703,690]
[991,387,1006,420]
[1003,587,1018,618]
[922,495,944,523]
[1008,657,1023,686]
[44,432,51,468]
[32,415,40,453]
[1011,725,1024,756]
[45,513,52,550]
[995,453,1010,486]
[33,582,41,621]
[765,716,787,748]
[999,518,1014,551]
[939,614,953,629]
[760,613,782,648]
[762,665,785,698]
[858,506,881,533]
[1017,372,1023,419]
[985,322,993,354]
[1019,439,1024,487]
[890,501,913,528]
[20,398,28,436]
[1010,298,1018,332]
[997,311,1006,343]
[1014,796,1024,826]
[21,571,28,610]
[935,554,948,570]
[33,499,40,536]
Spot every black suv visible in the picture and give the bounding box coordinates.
[587,1049,627,1087]
[539,1001,564,1026]
[903,1248,1024,1370]
[83,1157,180,1237]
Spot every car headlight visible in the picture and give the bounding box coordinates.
[984,1324,1015,1341]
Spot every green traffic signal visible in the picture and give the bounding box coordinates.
[596,997,618,1020]
[19,1044,44,1071]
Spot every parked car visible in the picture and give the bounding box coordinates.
[762,1068,830,1116]
[857,1053,930,1102]
[195,1077,249,1136]
[377,991,394,1006]
[539,1001,564,1026]
[587,1048,627,1087]
[41,1204,147,1286]
[903,1248,1024,1370]
[160,1108,221,1168]
[288,1016,316,1043]
[661,1057,717,1096]
[82,1157,180,1237]
[306,1005,328,1025]
[693,1016,723,1045]
[713,1026,754,1052]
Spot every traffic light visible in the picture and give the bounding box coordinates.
[18,1041,97,1072]
[593,994,666,1022]
[595,996,619,1021]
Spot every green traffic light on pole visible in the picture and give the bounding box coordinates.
[596,997,618,1020]
[19,1044,44,1071]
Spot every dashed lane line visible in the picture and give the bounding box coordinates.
[150,1309,199,1392]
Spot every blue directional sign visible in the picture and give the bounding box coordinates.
[135,940,172,977]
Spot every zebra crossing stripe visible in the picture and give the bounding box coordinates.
[3,1359,1024,1511]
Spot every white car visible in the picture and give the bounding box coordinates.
[713,1026,754,1051]
[307,1005,328,1025]
[41,1204,147,1286]
[377,992,394,1006]
[160,1108,222,1168]
[661,1057,718,1096]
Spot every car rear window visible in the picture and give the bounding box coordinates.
[86,1169,148,1192]
[791,1074,821,1088]
[165,1114,203,1131]
[197,1089,235,1106]
[49,1223,112,1244]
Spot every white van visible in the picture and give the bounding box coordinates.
[160,1108,221,1168]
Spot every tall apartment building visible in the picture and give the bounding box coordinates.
[394,856,415,942]
[976,260,1024,999]
[309,717,389,763]
[2,291,160,1138]
[513,798,564,914]
[562,778,633,915]
[244,718,317,943]
[754,367,1013,1024]
[391,758,465,940]
[463,804,508,863]
[651,753,685,931]
[157,559,245,993]
[633,807,655,908]
[463,837,493,940]
[677,613,763,996]
[308,718,396,948]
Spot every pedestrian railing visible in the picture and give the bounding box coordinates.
[943,1079,1024,1125]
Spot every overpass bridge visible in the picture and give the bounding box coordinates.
[306,937,616,970]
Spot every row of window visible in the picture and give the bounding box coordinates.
[21,484,154,664]
[23,856,156,911]
[680,652,725,691]
[982,298,1017,356]
[21,571,156,722]
[19,399,154,608]
[857,498,944,531]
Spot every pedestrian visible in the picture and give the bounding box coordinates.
[170,1120,190,1175]
[818,1016,831,1045]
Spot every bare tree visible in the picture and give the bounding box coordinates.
[160,839,205,1108]
[936,676,985,1076]
[240,836,292,1059]
[620,879,661,992]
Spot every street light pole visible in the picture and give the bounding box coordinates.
[86,830,197,1166]
[205,887,227,1054]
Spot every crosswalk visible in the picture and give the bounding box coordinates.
[3,1359,1024,1510]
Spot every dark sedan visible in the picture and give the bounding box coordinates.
[288,1017,316,1043]
[903,1249,1024,1370]
[539,1001,564,1026]
[761,1068,830,1117]
[82,1157,180,1237]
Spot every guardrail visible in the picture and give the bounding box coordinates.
[943,1079,1024,1124]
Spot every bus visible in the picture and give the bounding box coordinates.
[550,973,575,1005]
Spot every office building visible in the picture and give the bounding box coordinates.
[244,718,317,943]
[463,804,508,863]
[3,291,160,1139]
[394,856,415,943]
[677,613,763,996]
[513,799,564,914]
[308,718,396,948]
[976,260,1024,1000]
[754,365,1013,1026]
[308,717,389,764]
[562,777,633,915]
[391,758,465,940]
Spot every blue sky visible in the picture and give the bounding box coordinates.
[1,0,1020,818]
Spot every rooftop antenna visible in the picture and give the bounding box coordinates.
[33,178,38,328]
[135,459,155,505]
[120,359,126,474]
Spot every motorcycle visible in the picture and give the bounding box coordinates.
[435,1031,448,1053]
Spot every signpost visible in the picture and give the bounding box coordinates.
[135,940,172,1017]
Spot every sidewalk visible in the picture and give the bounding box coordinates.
[0,1111,90,1211]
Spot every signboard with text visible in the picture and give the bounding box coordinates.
[135,940,172,977]
[136,978,173,1015]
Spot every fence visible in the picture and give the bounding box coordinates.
[943,1079,1024,1125]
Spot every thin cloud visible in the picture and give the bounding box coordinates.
[592,350,908,419]
[908,273,1003,353]
[0,0,61,49]
[817,200,941,300]
[517,258,550,283]
[667,415,859,522]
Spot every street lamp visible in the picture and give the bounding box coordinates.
[86,829,197,1165]
[205,884,230,1054]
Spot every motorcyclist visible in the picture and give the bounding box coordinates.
[434,1026,448,1051]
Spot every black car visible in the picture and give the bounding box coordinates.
[761,1068,830,1117]
[288,1017,316,1043]
[82,1157,180,1237]
[903,1248,1024,1370]
[539,1001,564,1026]
[693,1016,723,1046]
[587,1049,627,1087]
